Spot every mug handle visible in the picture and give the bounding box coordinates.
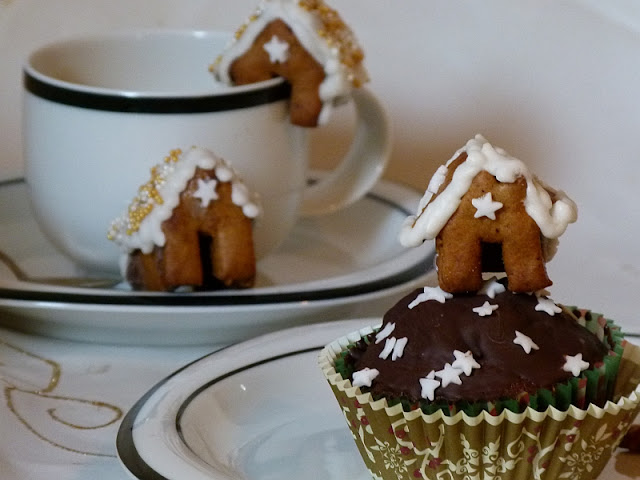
[299,88,391,216]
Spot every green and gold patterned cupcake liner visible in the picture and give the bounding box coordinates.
[319,316,640,480]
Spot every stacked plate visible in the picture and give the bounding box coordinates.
[0,177,434,346]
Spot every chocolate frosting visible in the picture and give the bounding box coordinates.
[351,287,608,404]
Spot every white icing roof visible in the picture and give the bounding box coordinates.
[108,147,261,257]
[214,0,368,125]
[399,135,578,251]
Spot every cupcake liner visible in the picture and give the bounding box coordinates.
[319,323,640,480]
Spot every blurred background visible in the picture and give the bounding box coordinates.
[1,0,639,329]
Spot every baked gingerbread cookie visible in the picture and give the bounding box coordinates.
[108,147,261,291]
[212,0,368,127]
[399,135,578,293]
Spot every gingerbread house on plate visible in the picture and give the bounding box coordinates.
[108,147,261,291]
[399,135,578,293]
[213,0,368,127]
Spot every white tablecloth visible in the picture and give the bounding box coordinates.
[0,325,212,480]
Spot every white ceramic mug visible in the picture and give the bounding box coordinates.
[23,30,390,274]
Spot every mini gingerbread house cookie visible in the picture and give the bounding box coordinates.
[213,0,368,127]
[108,147,261,291]
[399,135,577,293]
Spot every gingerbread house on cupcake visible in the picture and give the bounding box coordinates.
[399,135,578,294]
[108,147,261,291]
[213,0,368,127]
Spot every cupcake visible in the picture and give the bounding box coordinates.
[319,135,640,480]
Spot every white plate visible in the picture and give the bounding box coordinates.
[116,318,378,480]
[116,318,640,480]
[0,178,434,345]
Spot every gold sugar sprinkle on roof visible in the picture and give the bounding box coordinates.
[297,0,366,84]
[107,149,183,239]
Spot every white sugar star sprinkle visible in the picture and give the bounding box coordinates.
[420,371,441,401]
[392,337,408,361]
[375,322,396,344]
[513,330,540,354]
[473,301,499,317]
[535,296,562,316]
[408,286,453,309]
[379,337,396,360]
[435,363,463,388]
[478,276,506,299]
[471,192,503,220]
[263,35,290,63]
[562,353,590,377]
[352,368,379,388]
[193,178,218,207]
[451,350,481,376]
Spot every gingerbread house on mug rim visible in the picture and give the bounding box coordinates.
[107,147,261,291]
[399,135,578,294]
[213,0,368,127]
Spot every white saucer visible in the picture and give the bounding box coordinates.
[116,318,640,480]
[116,319,377,480]
[0,179,434,345]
